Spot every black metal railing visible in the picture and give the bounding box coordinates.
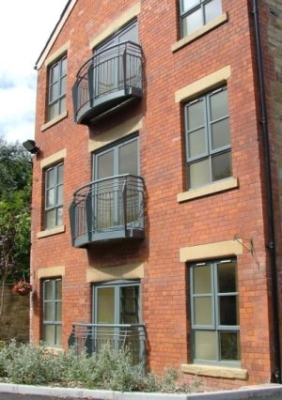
[69,174,145,247]
[68,322,146,372]
[72,41,143,123]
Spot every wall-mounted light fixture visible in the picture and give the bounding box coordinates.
[22,139,40,154]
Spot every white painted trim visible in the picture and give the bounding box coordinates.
[36,0,77,69]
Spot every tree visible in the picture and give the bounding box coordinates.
[0,138,32,314]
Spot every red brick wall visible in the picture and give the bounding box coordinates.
[30,0,282,390]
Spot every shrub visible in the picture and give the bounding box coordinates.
[0,340,200,393]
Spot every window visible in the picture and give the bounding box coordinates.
[95,21,138,98]
[42,278,62,347]
[190,259,240,365]
[45,163,64,229]
[93,280,141,363]
[93,280,140,325]
[179,0,222,38]
[48,55,67,120]
[93,136,140,230]
[184,87,231,189]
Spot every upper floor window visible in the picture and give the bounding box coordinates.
[190,259,240,365]
[42,278,62,347]
[94,20,139,98]
[48,55,67,121]
[93,136,139,230]
[179,0,222,38]
[184,87,231,189]
[45,163,64,229]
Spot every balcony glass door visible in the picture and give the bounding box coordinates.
[95,21,138,98]
[93,281,140,354]
[94,137,139,232]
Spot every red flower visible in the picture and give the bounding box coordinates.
[12,280,32,296]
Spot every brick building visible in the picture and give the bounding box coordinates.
[29,0,282,390]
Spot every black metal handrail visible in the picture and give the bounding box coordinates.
[68,322,146,372]
[69,174,144,245]
[73,41,143,122]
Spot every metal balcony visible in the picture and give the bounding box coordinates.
[72,41,143,124]
[69,174,145,248]
[68,323,146,372]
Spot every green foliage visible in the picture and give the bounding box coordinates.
[0,138,32,283]
[0,341,200,393]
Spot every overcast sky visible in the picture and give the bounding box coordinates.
[0,0,68,144]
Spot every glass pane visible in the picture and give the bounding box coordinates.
[50,64,59,83]
[188,128,206,158]
[56,280,62,300]
[183,8,202,36]
[46,209,56,229]
[119,140,138,175]
[45,302,53,321]
[57,207,63,226]
[205,0,222,24]
[194,331,216,360]
[49,102,59,120]
[44,280,53,300]
[56,302,62,321]
[62,57,67,75]
[189,158,210,187]
[61,76,67,95]
[97,150,114,179]
[59,96,66,114]
[210,89,228,121]
[218,261,237,293]
[194,265,211,294]
[46,168,55,188]
[97,287,115,323]
[220,331,240,360]
[96,51,115,96]
[120,286,139,324]
[211,119,230,150]
[44,325,55,345]
[96,190,114,229]
[182,0,200,13]
[55,325,62,346]
[58,185,63,205]
[212,151,231,181]
[47,188,55,207]
[119,22,138,43]
[194,297,212,325]
[50,82,59,102]
[187,100,204,130]
[219,295,238,325]
[58,164,64,183]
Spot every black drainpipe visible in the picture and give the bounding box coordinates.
[252,0,281,383]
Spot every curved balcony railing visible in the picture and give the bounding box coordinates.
[72,41,143,124]
[69,174,145,247]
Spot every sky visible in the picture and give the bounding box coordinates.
[0,0,68,144]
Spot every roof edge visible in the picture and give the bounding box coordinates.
[34,0,77,70]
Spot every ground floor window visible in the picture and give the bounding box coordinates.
[189,259,240,365]
[42,278,62,346]
[93,280,140,324]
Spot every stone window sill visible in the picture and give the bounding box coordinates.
[37,225,65,239]
[181,364,248,380]
[172,13,228,53]
[41,111,68,132]
[177,177,238,203]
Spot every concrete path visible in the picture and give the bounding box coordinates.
[1,382,282,400]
